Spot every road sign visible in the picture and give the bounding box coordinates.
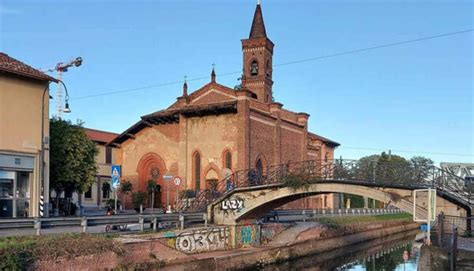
[173,176,182,186]
[111,165,121,188]
[163,175,173,180]
[420,224,430,232]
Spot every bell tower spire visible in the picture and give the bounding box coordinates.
[242,2,274,103]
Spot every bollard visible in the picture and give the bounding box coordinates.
[139,216,144,231]
[81,217,88,233]
[302,210,306,222]
[34,218,41,236]
[153,217,157,231]
[203,213,208,228]
[140,204,143,214]
[338,209,342,217]
[179,215,184,230]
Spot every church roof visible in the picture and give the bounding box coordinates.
[84,128,119,145]
[249,4,267,38]
[108,100,238,145]
[308,132,340,148]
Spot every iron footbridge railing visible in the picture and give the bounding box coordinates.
[178,159,473,213]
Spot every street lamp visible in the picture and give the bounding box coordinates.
[40,79,71,217]
[57,80,71,114]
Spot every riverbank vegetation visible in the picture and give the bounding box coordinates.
[0,233,123,270]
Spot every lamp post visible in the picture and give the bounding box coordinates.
[40,79,71,217]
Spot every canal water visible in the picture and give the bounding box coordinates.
[254,230,424,271]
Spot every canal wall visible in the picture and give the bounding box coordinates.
[211,222,420,270]
[33,221,419,270]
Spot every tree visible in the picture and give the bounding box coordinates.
[146,180,161,212]
[119,180,133,210]
[410,156,435,182]
[131,191,146,213]
[50,118,98,214]
[355,152,435,186]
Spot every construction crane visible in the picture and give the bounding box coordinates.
[46,57,83,117]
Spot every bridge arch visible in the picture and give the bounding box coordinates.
[209,182,467,225]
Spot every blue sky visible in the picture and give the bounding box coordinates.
[1,0,472,164]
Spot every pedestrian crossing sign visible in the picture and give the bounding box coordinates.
[111,165,121,188]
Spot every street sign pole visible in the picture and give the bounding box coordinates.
[111,165,121,214]
[173,177,182,210]
[163,175,173,213]
[176,185,179,208]
[114,188,118,213]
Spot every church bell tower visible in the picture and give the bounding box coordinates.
[242,3,274,103]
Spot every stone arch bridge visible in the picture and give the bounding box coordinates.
[208,181,469,225]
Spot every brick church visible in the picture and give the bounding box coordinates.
[109,3,340,210]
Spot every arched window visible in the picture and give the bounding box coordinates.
[256,159,263,176]
[223,150,232,170]
[250,60,259,76]
[193,152,201,190]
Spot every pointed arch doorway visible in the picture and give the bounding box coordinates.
[137,153,167,209]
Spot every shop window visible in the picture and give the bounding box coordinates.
[0,171,30,218]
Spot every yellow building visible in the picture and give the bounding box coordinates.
[0,53,57,218]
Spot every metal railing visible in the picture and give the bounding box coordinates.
[264,208,404,222]
[0,213,206,236]
[179,159,473,212]
[432,213,474,271]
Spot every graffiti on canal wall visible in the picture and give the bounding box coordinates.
[164,227,230,254]
[260,223,289,244]
[236,224,260,247]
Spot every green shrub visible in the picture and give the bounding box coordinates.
[132,191,146,211]
[283,174,309,191]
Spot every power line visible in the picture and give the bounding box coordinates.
[339,146,474,157]
[274,29,474,67]
[72,28,473,100]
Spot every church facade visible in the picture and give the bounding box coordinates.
[109,4,340,209]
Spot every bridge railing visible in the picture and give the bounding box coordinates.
[0,213,206,236]
[179,159,473,212]
[264,208,405,222]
